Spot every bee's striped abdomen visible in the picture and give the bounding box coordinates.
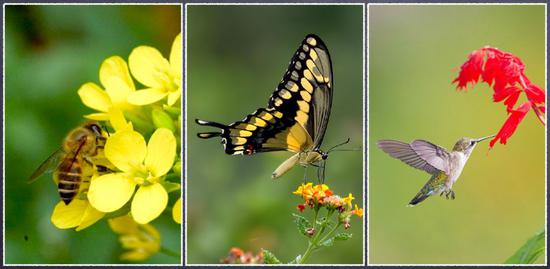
[55,158,82,205]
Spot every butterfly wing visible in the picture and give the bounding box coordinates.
[197,34,333,155]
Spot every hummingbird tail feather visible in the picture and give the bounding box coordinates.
[408,192,429,206]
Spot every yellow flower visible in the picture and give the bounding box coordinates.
[353,204,364,218]
[88,128,177,224]
[108,215,161,261]
[312,184,333,203]
[292,182,314,200]
[50,199,105,231]
[128,33,181,106]
[78,56,136,121]
[342,193,355,208]
[172,198,182,224]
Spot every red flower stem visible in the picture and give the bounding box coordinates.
[519,75,546,125]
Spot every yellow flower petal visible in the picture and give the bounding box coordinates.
[167,90,181,106]
[88,173,136,212]
[109,215,139,234]
[105,77,134,107]
[127,88,168,106]
[105,130,146,172]
[78,82,112,112]
[172,198,182,224]
[131,183,168,224]
[99,56,135,92]
[51,200,104,230]
[129,46,170,88]
[76,204,105,231]
[120,250,150,261]
[170,33,182,78]
[108,107,132,133]
[145,128,176,177]
[51,200,87,229]
[84,112,109,121]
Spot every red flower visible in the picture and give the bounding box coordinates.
[453,46,545,149]
[296,204,306,212]
[490,102,531,148]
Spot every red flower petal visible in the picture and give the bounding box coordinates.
[525,83,546,105]
[297,204,306,212]
[453,48,485,90]
[489,101,531,148]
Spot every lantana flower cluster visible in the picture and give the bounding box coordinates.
[50,33,182,261]
[293,183,363,228]
[221,247,264,264]
[452,46,546,149]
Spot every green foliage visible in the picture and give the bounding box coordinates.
[505,229,545,264]
[152,108,175,132]
[334,232,353,241]
[293,213,311,237]
[261,249,282,264]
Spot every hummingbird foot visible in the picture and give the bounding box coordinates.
[442,189,456,200]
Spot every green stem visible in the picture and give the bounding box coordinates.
[312,207,319,230]
[159,246,181,258]
[319,222,342,243]
[299,209,334,264]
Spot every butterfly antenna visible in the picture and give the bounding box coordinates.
[327,138,351,153]
[329,147,362,152]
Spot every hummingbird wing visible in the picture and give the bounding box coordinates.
[377,140,443,175]
[410,140,451,174]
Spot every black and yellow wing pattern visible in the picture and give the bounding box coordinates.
[196,34,333,177]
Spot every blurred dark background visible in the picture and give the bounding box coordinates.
[369,5,545,264]
[187,5,364,264]
[4,5,181,264]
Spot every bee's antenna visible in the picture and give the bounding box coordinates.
[101,123,111,137]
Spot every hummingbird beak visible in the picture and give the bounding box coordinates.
[475,135,495,143]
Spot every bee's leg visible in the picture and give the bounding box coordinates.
[96,165,114,174]
[445,190,450,199]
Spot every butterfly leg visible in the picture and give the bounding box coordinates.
[302,165,308,183]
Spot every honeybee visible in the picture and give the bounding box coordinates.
[29,122,111,205]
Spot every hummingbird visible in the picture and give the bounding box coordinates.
[377,135,495,206]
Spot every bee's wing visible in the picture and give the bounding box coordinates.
[28,148,65,183]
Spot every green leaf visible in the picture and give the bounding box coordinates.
[292,213,311,236]
[320,238,334,247]
[151,108,175,132]
[289,255,301,264]
[160,181,181,193]
[262,249,281,264]
[334,233,353,241]
[505,229,545,264]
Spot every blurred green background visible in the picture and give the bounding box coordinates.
[369,5,545,264]
[187,5,364,264]
[4,5,181,264]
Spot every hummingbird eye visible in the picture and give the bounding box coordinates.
[470,141,475,146]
